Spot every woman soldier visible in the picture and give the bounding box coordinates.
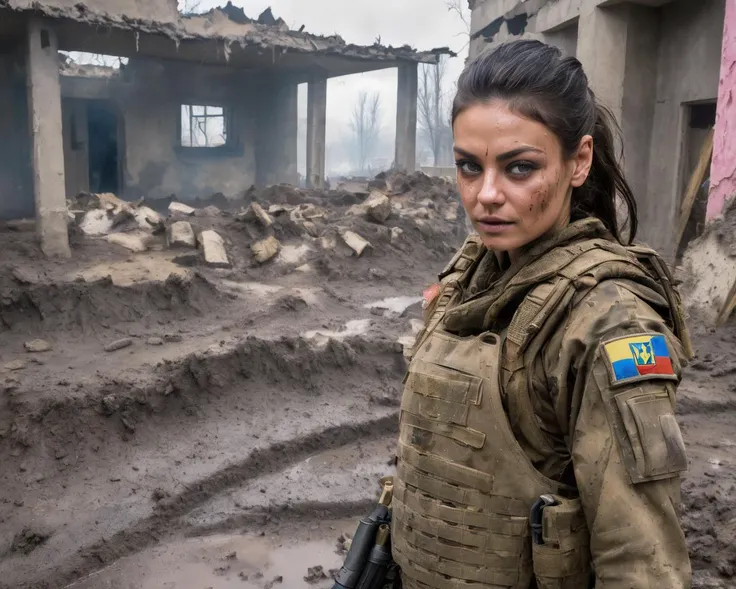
[391,40,692,588]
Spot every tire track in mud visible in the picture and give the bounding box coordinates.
[14,413,398,589]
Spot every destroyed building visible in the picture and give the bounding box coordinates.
[468,0,733,264]
[0,0,451,257]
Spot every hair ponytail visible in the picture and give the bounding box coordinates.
[571,101,637,243]
[452,40,639,244]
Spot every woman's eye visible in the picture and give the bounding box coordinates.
[507,162,536,177]
[455,160,482,175]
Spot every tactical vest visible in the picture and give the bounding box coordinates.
[392,233,691,589]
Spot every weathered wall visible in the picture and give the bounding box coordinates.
[256,76,298,187]
[643,0,725,259]
[707,0,736,220]
[62,98,89,197]
[116,60,297,202]
[0,46,33,220]
[6,0,178,23]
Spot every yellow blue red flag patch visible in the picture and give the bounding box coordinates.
[602,333,678,386]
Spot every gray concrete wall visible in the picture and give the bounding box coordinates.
[643,0,725,259]
[114,60,297,202]
[0,46,34,220]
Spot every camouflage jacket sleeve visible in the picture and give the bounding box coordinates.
[543,279,692,588]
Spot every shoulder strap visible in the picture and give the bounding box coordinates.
[625,245,694,359]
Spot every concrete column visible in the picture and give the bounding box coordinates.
[577,2,660,247]
[306,77,327,189]
[26,20,70,258]
[706,0,736,220]
[395,61,418,173]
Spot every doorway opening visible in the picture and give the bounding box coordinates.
[676,101,717,260]
[87,101,121,194]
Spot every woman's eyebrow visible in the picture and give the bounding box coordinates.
[497,146,544,161]
[453,146,480,160]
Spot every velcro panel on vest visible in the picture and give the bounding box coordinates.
[405,362,483,404]
[392,536,522,586]
[396,463,529,516]
[401,411,486,449]
[507,240,606,289]
[397,443,493,491]
[401,390,470,427]
[392,501,524,553]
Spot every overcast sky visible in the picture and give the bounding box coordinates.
[194,0,471,173]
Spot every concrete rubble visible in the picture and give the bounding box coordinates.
[167,221,197,249]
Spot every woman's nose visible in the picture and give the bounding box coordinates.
[477,170,504,206]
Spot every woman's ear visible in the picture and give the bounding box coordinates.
[571,135,593,188]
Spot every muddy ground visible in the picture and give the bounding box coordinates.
[0,174,734,589]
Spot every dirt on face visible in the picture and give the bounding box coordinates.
[0,172,734,589]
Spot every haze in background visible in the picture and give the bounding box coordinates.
[194,0,470,178]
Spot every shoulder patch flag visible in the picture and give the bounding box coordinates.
[602,333,678,386]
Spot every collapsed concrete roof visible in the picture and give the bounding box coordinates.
[0,0,454,78]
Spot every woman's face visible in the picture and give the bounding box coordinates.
[453,100,592,261]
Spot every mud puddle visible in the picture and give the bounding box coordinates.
[64,520,354,589]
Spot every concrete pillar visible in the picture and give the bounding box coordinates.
[577,2,660,246]
[306,77,327,189]
[26,20,70,258]
[395,62,418,173]
[706,0,736,220]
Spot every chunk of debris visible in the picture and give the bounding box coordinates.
[252,235,281,264]
[104,338,134,352]
[349,191,392,223]
[4,360,26,372]
[341,231,373,257]
[146,337,164,346]
[304,565,329,583]
[268,204,291,215]
[302,221,320,237]
[194,205,222,217]
[167,221,197,249]
[251,203,273,227]
[11,266,41,285]
[24,339,51,353]
[134,206,165,231]
[80,209,114,236]
[169,201,196,216]
[320,234,338,250]
[10,528,49,555]
[199,230,231,268]
[390,227,404,244]
[107,231,151,253]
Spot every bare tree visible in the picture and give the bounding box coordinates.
[351,91,382,175]
[178,0,203,14]
[418,56,453,167]
[447,0,472,53]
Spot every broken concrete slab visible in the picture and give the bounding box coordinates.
[341,231,373,257]
[80,209,113,236]
[106,232,152,253]
[104,338,133,352]
[167,221,197,249]
[302,221,320,237]
[251,203,273,227]
[199,230,231,268]
[194,205,222,217]
[348,191,392,223]
[134,206,165,231]
[251,235,281,264]
[24,339,51,353]
[169,202,196,216]
[4,360,27,372]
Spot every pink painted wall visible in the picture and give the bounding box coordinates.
[707,0,736,220]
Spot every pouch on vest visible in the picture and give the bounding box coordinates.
[531,496,593,589]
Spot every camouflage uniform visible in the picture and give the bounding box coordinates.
[392,218,692,589]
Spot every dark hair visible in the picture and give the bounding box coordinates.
[452,40,637,244]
